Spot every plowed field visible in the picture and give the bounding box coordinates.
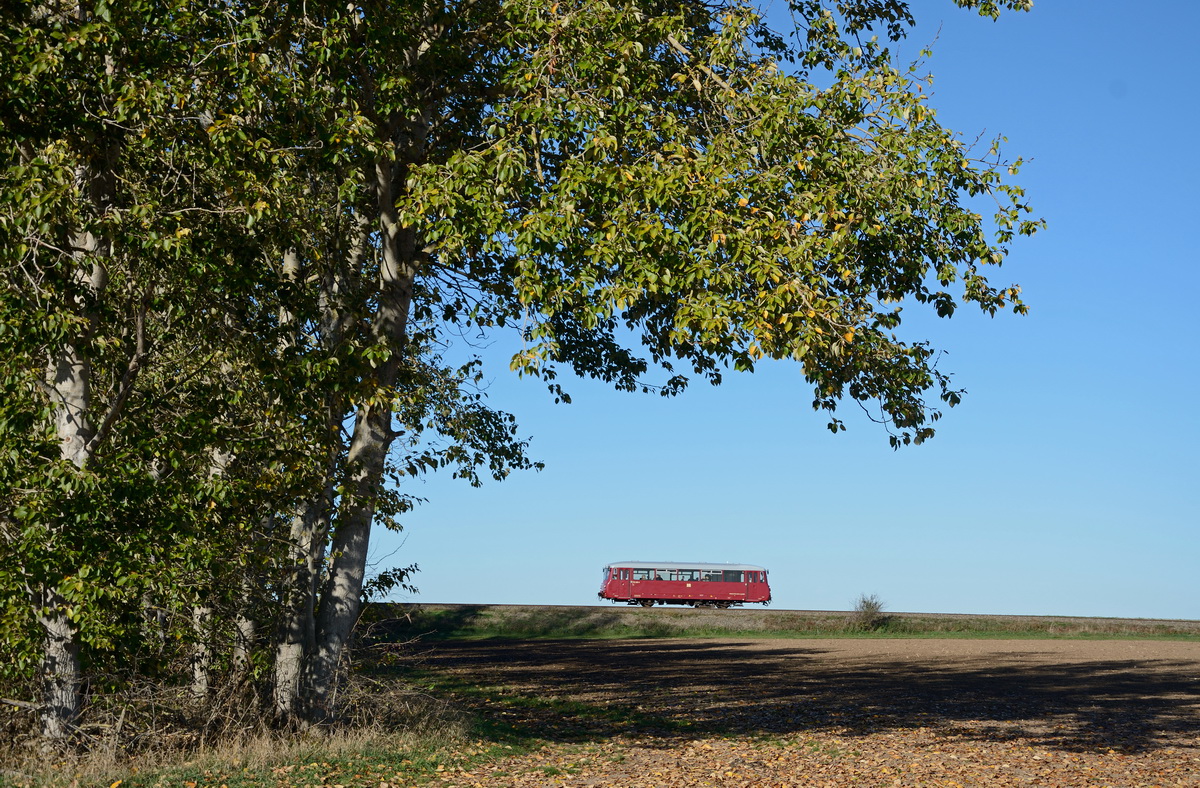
[418,637,1200,786]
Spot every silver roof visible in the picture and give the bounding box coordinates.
[605,561,768,572]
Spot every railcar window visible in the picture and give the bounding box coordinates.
[702,571,722,582]
[632,569,653,580]
[722,570,744,582]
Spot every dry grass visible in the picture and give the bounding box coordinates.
[3,719,471,788]
[0,662,470,788]
[382,603,1200,640]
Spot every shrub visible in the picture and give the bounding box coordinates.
[850,594,888,631]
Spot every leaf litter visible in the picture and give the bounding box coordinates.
[412,636,1200,787]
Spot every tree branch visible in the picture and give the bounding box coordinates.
[666,34,735,94]
[83,295,150,461]
[1,697,40,711]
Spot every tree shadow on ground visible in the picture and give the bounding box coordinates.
[402,638,1200,755]
[359,604,649,641]
[359,604,489,641]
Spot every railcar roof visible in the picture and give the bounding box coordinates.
[605,561,768,572]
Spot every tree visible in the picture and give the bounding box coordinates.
[1,0,1040,741]
[0,0,320,739]
[250,0,1041,724]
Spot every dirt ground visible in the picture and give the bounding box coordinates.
[418,637,1200,787]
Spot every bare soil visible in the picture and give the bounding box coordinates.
[417,637,1200,786]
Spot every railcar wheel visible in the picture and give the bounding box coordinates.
[639,599,655,608]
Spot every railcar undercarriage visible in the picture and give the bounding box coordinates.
[627,599,737,609]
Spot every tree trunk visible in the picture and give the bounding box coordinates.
[34,15,120,721]
[271,215,365,722]
[272,495,331,719]
[231,563,258,682]
[38,282,102,741]
[304,403,391,716]
[303,153,417,718]
[35,587,82,743]
[190,605,213,701]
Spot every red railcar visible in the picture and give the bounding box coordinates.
[598,561,771,608]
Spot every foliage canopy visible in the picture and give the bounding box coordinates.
[0,0,1038,741]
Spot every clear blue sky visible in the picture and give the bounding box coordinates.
[373,1,1200,620]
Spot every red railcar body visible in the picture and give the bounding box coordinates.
[598,561,771,608]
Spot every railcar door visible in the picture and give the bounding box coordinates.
[600,567,626,600]
[746,570,769,603]
[629,567,653,602]
[612,567,631,599]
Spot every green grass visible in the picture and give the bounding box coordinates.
[406,670,698,743]
[361,603,1200,642]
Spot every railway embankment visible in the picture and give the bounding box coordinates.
[360,602,1200,641]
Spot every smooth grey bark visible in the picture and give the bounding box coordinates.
[37,241,109,741]
[33,4,124,734]
[272,232,357,721]
[272,492,332,719]
[190,448,235,701]
[50,341,95,469]
[303,152,419,718]
[232,612,256,680]
[36,352,91,739]
[35,58,127,730]
[271,248,315,719]
[189,606,213,701]
[34,586,83,743]
[231,552,260,682]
